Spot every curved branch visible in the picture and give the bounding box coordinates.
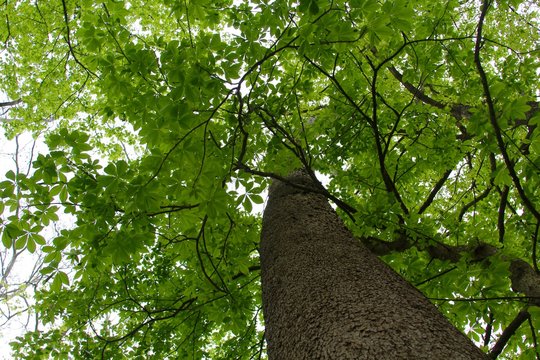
[195,216,227,293]
[527,315,540,359]
[61,0,97,78]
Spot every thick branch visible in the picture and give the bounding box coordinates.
[388,62,539,127]
[484,311,495,348]
[360,234,412,256]
[488,309,530,359]
[427,242,497,263]
[387,66,446,110]
[0,99,21,107]
[387,65,474,122]
[509,259,540,306]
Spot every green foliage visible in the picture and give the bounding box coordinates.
[1,0,540,358]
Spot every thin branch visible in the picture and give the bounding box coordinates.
[61,0,97,78]
[201,222,229,293]
[146,204,199,217]
[303,55,372,124]
[3,11,11,45]
[458,186,492,222]
[195,216,227,293]
[527,315,540,360]
[415,266,457,287]
[330,51,409,215]
[474,0,540,222]
[183,0,194,48]
[498,186,509,243]
[90,297,197,344]
[418,168,453,214]
[145,90,231,186]
[368,60,410,215]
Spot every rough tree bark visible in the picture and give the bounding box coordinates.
[260,170,488,359]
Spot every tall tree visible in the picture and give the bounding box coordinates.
[261,170,487,359]
[0,0,539,358]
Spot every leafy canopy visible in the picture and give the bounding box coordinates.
[1,0,540,358]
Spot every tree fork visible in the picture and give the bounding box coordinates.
[260,170,487,359]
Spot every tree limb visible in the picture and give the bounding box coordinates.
[488,309,530,359]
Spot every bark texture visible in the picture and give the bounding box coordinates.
[260,170,487,359]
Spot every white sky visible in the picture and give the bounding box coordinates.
[0,128,45,358]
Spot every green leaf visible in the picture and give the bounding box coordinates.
[50,273,63,292]
[57,271,70,285]
[2,230,12,248]
[309,0,320,15]
[494,166,513,187]
[27,238,36,253]
[104,164,117,175]
[250,194,264,204]
[32,233,47,246]
[243,197,253,213]
[59,186,68,202]
[5,170,15,181]
[15,236,27,250]
[503,98,531,120]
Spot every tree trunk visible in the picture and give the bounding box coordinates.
[260,170,487,359]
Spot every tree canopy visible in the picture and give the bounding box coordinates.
[1,0,539,358]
